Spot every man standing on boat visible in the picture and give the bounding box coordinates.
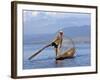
[51,31,63,58]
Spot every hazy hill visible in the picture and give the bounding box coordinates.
[24,25,90,44]
[61,25,90,38]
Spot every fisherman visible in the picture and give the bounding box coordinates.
[51,31,63,58]
[50,30,75,60]
[28,30,75,60]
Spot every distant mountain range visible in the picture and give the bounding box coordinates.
[24,25,90,44]
[61,25,90,38]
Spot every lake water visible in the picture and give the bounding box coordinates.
[23,43,91,69]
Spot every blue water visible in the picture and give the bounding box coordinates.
[23,43,91,69]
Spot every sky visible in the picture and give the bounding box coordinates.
[23,10,91,35]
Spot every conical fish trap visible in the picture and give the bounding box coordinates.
[57,35,75,59]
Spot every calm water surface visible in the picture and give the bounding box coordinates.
[23,43,90,69]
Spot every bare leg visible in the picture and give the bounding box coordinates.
[58,46,61,56]
[54,47,61,57]
[54,48,60,64]
[54,48,58,57]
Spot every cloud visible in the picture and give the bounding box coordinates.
[32,11,39,16]
[39,11,90,20]
[23,10,91,35]
[45,12,57,15]
[24,10,90,21]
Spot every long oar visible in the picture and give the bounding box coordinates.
[28,43,51,60]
